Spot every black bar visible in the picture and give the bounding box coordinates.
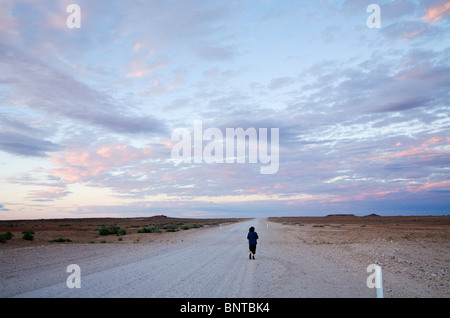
[1,298,441,317]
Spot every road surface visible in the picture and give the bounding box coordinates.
[2,218,373,297]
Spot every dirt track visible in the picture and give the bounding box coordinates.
[1,218,448,297]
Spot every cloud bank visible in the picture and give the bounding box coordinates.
[0,0,449,219]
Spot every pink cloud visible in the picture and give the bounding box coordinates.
[0,1,20,41]
[401,30,422,41]
[328,180,449,205]
[246,186,270,194]
[422,2,450,25]
[407,181,450,193]
[370,147,429,160]
[369,137,448,162]
[394,64,427,81]
[51,144,152,184]
[46,10,68,30]
[422,137,441,147]
[133,42,144,53]
[28,187,70,200]
[328,189,398,203]
[126,59,167,78]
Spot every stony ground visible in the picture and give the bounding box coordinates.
[269,215,450,297]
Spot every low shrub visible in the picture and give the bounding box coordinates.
[116,228,126,236]
[137,227,161,233]
[99,225,126,236]
[0,231,13,243]
[22,231,35,241]
[49,238,72,243]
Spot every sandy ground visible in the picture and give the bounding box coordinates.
[1,217,448,298]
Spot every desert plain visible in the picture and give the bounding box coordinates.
[0,214,449,298]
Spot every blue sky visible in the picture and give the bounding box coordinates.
[0,0,449,219]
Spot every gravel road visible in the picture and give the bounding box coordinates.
[1,218,375,298]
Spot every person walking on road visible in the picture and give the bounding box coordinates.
[247,226,258,260]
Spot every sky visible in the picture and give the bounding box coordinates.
[0,0,449,220]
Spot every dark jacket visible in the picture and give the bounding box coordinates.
[247,232,259,245]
